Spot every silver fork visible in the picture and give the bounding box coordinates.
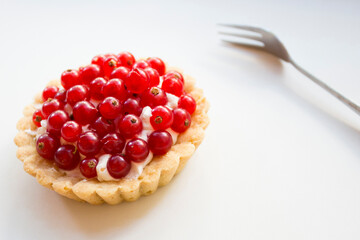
[218,24,360,116]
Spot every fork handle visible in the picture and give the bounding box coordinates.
[289,60,360,116]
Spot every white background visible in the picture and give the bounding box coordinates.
[1,0,360,239]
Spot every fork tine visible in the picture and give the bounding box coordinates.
[221,40,264,51]
[218,23,267,34]
[218,31,263,42]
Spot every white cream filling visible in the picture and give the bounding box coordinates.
[140,106,153,130]
[64,104,73,117]
[166,93,179,109]
[96,154,115,181]
[26,91,181,182]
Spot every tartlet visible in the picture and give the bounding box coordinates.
[14,53,209,204]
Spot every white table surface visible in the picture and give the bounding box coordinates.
[1,0,360,239]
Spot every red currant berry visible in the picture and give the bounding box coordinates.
[102,78,127,101]
[148,130,173,155]
[91,54,107,73]
[117,52,135,68]
[103,56,117,78]
[61,121,81,142]
[178,94,196,114]
[125,68,149,94]
[79,158,98,178]
[32,109,44,127]
[79,64,101,85]
[110,66,129,80]
[101,133,125,154]
[115,114,142,139]
[122,98,142,116]
[99,97,122,120]
[171,108,191,133]
[47,110,69,136]
[36,134,59,160]
[61,69,80,90]
[146,57,166,75]
[66,85,89,106]
[107,154,131,179]
[144,67,160,87]
[77,131,101,156]
[125,138,149,162]
[42,86,59,101]
[133,60,149,69]
[54,89,66,103]
[164,70,184,84]
[140,87,167,108]
[42,98,63,118]
[90,116,114,138]
[89,77,106,100]
[73,101,98,125]
[161,77,183,97]
[150,106,174,130]
[92,54,107,67]
[54,145,80,170]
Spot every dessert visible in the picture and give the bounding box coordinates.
[14,52,209,204]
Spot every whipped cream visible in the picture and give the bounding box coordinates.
[166,93,179,109]
[64,104,73,117]
[96,154,115,181]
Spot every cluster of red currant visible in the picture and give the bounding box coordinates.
[32,52,197,179]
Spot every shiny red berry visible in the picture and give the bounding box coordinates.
[115,114,142,139]
[125,138,149,162]
[161,77,183,97]
[77,131,101,156]
[164,70,184,84]
[140,87,167,108]
[42,86,59,101]
[99,97,122,120]
[54,145,80,170]
[178,94,196,114]
[117,52,135,68]
[33,109,44,127]
[79,158,98,178]
[148,130,173,155]
[171,108,191,133]
[61,69,80,89]
[92,54,107,67]
[54,89,66,103]
[133,60,149,69]
[122,98,142,116]
[47,110,69,136]
[150,106,174,130]
[61,121,82,142]
[146,57,166,75]
[110,66,129,80]
[101,133,125,154]
[144,67,160,87]
[103,57,117,78]
[125,68,149,94]
[89,77,106,100]
[36,134,59,160]
[73,101,98,125]
[42,98,63,118]
[79,64,101,85]
[107,155,131,179]
[91,54,107,73]
[102,78,127,101]
[66,85,89,106]
[90,116,114,138]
